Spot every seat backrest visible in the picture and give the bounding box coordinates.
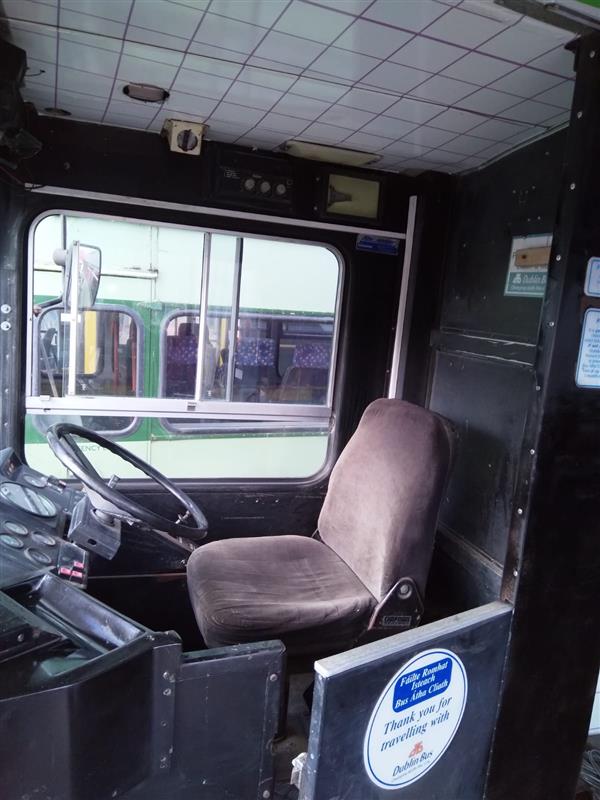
[235,337,276,367]
[279,342,331,403]
[318,399,453,601]
[292,342,331,370]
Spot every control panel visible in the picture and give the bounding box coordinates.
[0,448,88,588]
[213,149,294,210]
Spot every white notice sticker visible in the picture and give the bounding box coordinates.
[504,234,552,297]
[576,308,600,388]
[584,258,600,297]
[363,648,467,790]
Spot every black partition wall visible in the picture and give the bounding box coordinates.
[407,32,600,800]
[419,129,568,613]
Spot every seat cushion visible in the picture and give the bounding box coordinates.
[187,535,376,649]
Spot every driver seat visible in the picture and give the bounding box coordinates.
[186,400,453,651]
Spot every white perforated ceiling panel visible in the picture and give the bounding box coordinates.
[2,0,576,174]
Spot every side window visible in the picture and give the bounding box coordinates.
[163,313,217,399]
[26,213,342,480]
[36,307,139,399]
[161,234,338,409]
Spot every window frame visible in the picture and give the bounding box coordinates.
[31,302,145,440]
[26,209,344,428]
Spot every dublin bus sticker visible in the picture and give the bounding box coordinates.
[363,648,468,789]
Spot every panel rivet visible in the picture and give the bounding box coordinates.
[548,321,555,327]
[555,254,562,261]
[570,182,576,190]
[0,321,11,331]
[269,673,278,682]
[513,569,518,578]
[590,50,596,58]
[163,688,172,696]
[0,304,10,314]
[530,449,535,455]
[263,792,271,799]
[517,508,523,515]
[577,111,583,119]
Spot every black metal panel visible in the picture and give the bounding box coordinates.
[20,114,414,232]
[0,183,25,452]
[173,642,283,799]
[425,530,503,618]
[486,34,600,800]
[0,572,284,800]
[430,330,537,367]
[0,636,162,800]
[301,602,511,800]
[408,127,568,614]
[403,177,455,407]
[440,129,568,342]
[125,641,285,800]
[429,351,533,562]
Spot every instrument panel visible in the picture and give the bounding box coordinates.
[0,448,88,588]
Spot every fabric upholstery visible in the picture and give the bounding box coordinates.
[187,398,452,650]
[235,337,276,367]
[187,535,375,648]
[292,343,331,369]
[318,399,452,600]
[166,327,217,396]
[279,342,331,403]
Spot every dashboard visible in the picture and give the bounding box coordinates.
[0,447,89,588]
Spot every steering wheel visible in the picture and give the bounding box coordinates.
[46,423,208,542]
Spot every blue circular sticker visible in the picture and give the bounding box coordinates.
[363,648,468,789]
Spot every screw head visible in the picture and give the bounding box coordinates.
[0,321,11,331]
[269,673,278,682]
[0,304,10,314]
[570,182,576,190]
[517,508,523,515]
[513,569,518,578]
[577,111,583,119]
[163,688,172,696]
[556,254,561,261]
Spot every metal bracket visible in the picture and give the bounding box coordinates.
[367,577,424,631]
[150,637,181,775]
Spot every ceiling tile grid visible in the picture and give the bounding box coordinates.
[3,0,577,175]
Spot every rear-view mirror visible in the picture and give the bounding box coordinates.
[54,241,102,310]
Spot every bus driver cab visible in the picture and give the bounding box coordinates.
[1,4,600,800]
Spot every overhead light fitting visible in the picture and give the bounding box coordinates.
[123,83,169,103]
[283,140,381,167]
[43,107,71,116]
